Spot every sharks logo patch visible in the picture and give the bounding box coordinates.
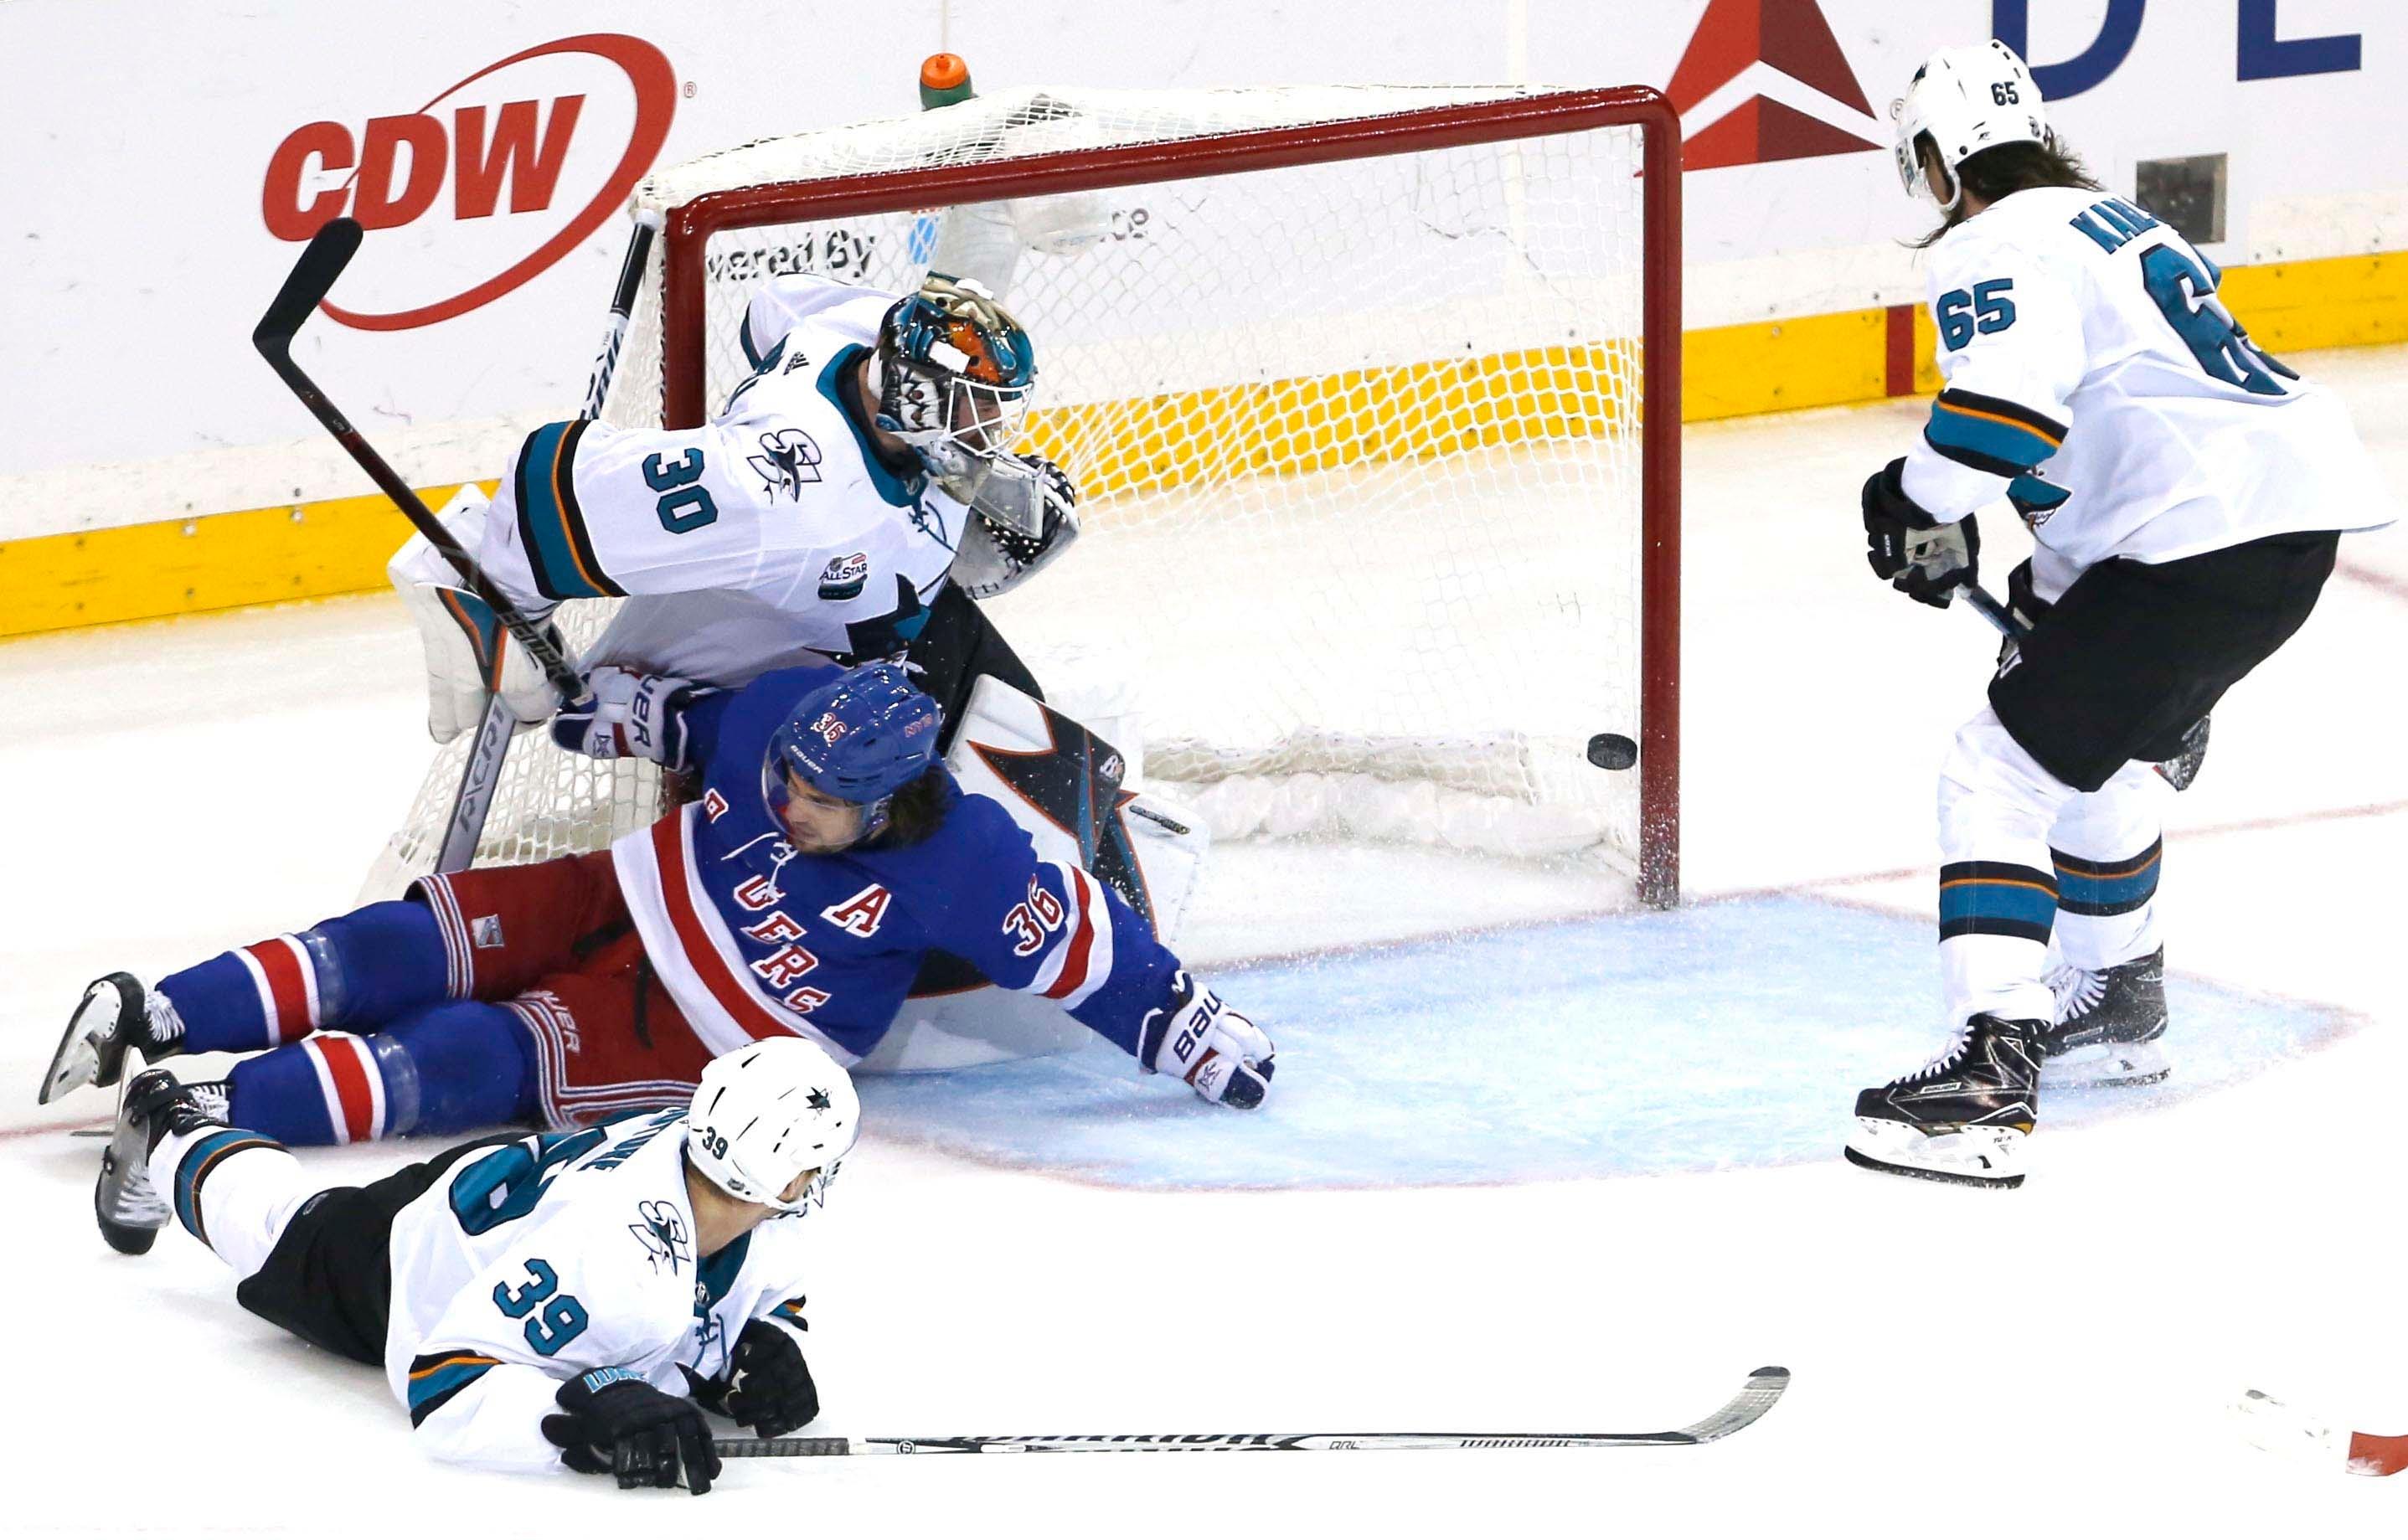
[749,429,824,501]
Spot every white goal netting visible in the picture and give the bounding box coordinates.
[370,85,1671,900]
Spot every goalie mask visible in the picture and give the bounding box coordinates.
[687,1038,860,1214]
[1890,40,2050,209]
[870,272,1038,506]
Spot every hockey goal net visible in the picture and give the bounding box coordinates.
[372,84,1682,904]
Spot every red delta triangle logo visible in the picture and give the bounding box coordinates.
[259,33,676,330]
[1667,0,1883,171]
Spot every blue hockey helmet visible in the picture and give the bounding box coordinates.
[871,272,1037,496]
[765,663,944,834]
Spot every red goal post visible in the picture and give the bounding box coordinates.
[654,86,1682,904]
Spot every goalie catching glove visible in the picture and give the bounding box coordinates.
[391,486,566,742]
[1862,458,1978,609]
[1139,971,1276,1110]
[949,453,1080,600]
[539,1367,721,1494]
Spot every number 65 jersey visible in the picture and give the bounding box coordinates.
[379,1109,813,1472]
[1900,185,2395,578]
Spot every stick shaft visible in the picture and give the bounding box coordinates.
[715,1368,1789,1459]
[252,218,580,699]
[1959,581,2024,639]
[433,214,659,873]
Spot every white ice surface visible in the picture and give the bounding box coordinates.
[6,346,2408,1535]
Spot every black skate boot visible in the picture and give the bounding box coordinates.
[94,1067,227,1256]
[1845,1013,2042,1189]
[2038,947,2168,1089]
[40,973,186,1105]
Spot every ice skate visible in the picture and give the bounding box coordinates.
[1845,1014,2041,1189]
[94,1067,225,1256]
[2038,947,2168,1089]
[40,972,185,1105]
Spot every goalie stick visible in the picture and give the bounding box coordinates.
[431,211,661,873]
[711,1365,1789,1458]
[2235,1388,2408,1476]
[254,218,580,699]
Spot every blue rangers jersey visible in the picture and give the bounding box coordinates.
[473,276,972,684]
[384,1107,813,1473]
[609,665,1182,1065]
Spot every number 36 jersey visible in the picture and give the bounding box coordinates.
[379,1108,814,1472]
[1900,184,2394,581]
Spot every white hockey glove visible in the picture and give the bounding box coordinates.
[549,666,709,770]
[949,455,1080,600]
[390,486,565,743]
[1138,971,1276,1110]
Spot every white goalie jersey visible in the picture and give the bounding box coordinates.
[383,1109,814,1473]
[461,276,972,686]
[1901,185,2394,588]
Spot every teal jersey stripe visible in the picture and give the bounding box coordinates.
[2008,474,2070,511]
[407,1358,497,1424]
[1925,401,2062,476]
[512,420,618,600]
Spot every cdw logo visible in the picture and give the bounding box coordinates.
[259,34,675,331]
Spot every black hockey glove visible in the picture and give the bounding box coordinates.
[708,1317,821,1438]
[1862,458,1977,609]
[540,1367,721,1494]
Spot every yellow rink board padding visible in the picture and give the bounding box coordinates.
[3,247,2400,641]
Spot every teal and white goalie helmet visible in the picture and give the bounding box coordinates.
[871,271,1039,506]
[687,1038,861,1214]
[1891,40,2050,209]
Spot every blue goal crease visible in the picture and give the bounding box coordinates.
[853,894,2347,1192]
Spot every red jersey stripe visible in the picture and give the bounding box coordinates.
[315,1036,378,1143]
[1041,869,1099,1002]
[650,811,808,1043]
[247,937,314,1043]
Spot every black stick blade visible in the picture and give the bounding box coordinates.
[254,217,363,355]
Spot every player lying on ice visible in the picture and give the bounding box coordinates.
[41,661,1275,1155]
[92,1035,853,1491]
[398,262,1077,764]
[1846,42,2393,1187]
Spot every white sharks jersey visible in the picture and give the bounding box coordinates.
[1900,185,2393,583]
[475,276,971,686]
[384,1109,814,1473]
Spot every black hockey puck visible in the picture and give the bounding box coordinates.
[1586,733,1638,770]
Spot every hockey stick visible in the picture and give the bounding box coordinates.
[252,217,580,701]
[712,1366,1788,1458]
[2235,1388,2408,1476]
[431,211,661,873]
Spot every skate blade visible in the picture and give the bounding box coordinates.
[39,976,130,1105]
[1844,1117,2026,1189]
[2040,1040,2168,1090]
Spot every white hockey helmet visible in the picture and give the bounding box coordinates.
[685,1038,861,1214]
[1891,40,2050,209]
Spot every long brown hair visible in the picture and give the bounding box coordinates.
[872,765,953,847]
[1913,136,2103,248]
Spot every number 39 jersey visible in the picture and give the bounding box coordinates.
[1900,185,2395,579]
[473,275,972,683]
[379,1108,814,1472]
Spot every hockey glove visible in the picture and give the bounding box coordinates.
[540,1367,720,1494]
[391,486,565,742]
[549,666,710,770]
[1138,971,1276,1110]
[688,1317,820,1439]
[950,454,1080,600]
[1863,458,1977,609]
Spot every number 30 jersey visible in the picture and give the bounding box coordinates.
[380,1109,814,1472]
[1900,184,2394,579]
[472,276,972,683]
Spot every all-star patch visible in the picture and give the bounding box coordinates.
[817,551,869,600]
